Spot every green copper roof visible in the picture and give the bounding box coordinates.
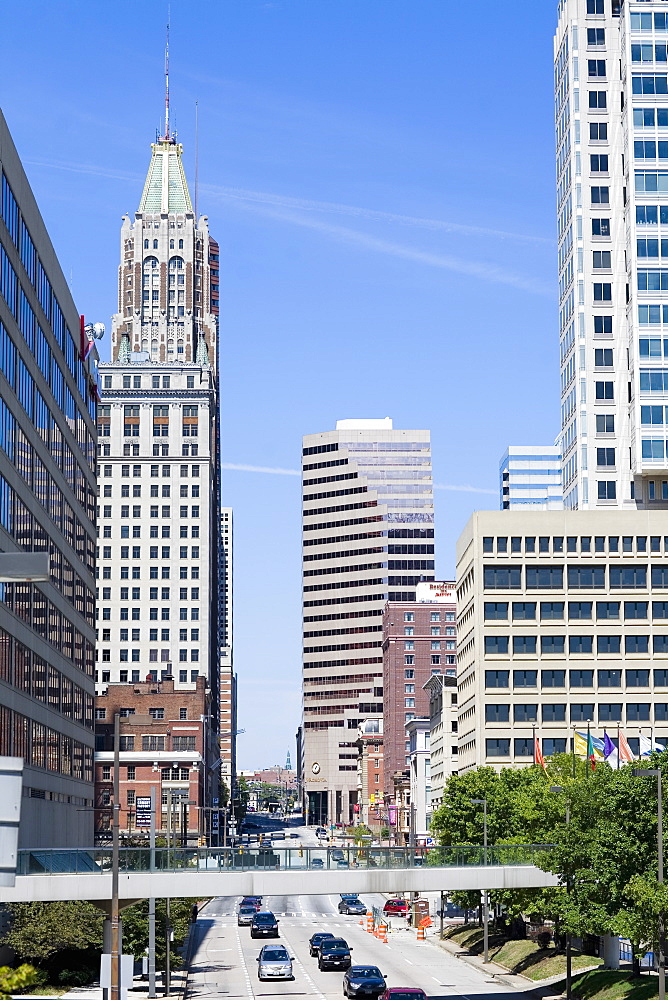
[138,140,193,214]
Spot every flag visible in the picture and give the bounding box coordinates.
[535,737,546,771]
[574,731,588,758]
[639,734,666,756]
[587,730,598,769]
[575,731,604,759]
[618,730,635,763]
[603,732,619,768]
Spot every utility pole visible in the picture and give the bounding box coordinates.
[110,713,121,1000]
[634,768,665,1000]
[148,785,156,999]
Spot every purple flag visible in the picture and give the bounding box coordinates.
[603,732,619,768]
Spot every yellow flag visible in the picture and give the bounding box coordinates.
[574,731,588,757]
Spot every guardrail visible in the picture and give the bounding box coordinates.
[16,844,553,876]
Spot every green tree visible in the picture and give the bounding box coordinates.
[1,902,103,962]
[121,899,196,971]
[0,964,37,998]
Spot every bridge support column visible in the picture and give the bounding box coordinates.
[602,933,620,969]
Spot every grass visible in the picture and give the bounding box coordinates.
[558,969,663,999]
[442,924,602,981]
[22,988,67,996]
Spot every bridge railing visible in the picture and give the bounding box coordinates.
[16,844,553,876]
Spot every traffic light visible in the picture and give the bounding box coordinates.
[198,837,206,847]
[298,847,303,857]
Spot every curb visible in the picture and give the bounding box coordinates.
[427,935,568,1000]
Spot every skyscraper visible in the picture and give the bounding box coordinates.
[555,0,668,509]
[96,119,226,824]
[499,446,562,510]
[301,418,434,826]
[0,110,97,846]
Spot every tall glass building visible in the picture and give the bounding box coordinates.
[0,111,97,846]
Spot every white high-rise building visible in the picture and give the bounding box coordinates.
[555,0,668,510]
[301,418,434,827]
[499,446,563,509]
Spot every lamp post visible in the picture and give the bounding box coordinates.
[470,798,488,963]
[550,785,572,1000]
[110,713,121,1000]
[633,767,665,1000]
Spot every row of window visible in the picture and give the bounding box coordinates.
[100,524,201,539]
[99,587,200,600]
[98,607,201,622]
[101,485,200,498]
[486,667,668,689]
[0,705,93,780]
[102,464,201,478]
[96,669,199,685]
[99,546,200,560]
[98,628,199,641]
[99,566,199,581]
[0,629,93,727]
[100,505,201,519]
[405,654,455,665]
[99,444,202,458]
[0,583,94,674]
[485,703,668,724]
[631,11,668,30]
[632,45,668,64]
[484,565,668,590]
[100,648,200,662]
[482,536,668,554]
[484,600,668,620]
[485,634,668,655]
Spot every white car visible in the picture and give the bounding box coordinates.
[257,945,294,980]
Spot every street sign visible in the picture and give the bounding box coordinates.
[212,797,219,805]
[212,811,219,830]
[135,796,152,828]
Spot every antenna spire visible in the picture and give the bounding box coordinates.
[164,9,171,141]
[194,100,199,218]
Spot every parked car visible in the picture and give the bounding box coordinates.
[237,906,257,926]
[309,931,335,957]
[343,966,386,998]
[383,898,409,916]
[338,896,367,915]
[318,938,353,971]
[379,990,427,1000]
[256,945,294,981]
[250,912,280,938]
[316,826,328,839]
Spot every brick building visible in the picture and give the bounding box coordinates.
[94,676,213,844]
[355,718,383,830]
[382,582,456,798]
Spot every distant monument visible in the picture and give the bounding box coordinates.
[285,750,292,771]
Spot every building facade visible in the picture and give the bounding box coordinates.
[219,507,234,796]
[555,0,668,509]
[406,717,430,845]
[94,677,210,844]
[500,446,563,510]
[355,718,384,829]
[301,418,434,827]
[382,582,456,798]
[456,509,668,771]
[423,671,458,812]
[0,111,98,847]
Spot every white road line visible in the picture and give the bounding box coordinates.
[403,959,413,965]
[276,926,327,1000]
[233,923,255,1000]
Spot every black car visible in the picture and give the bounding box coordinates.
[338,896,367,915]
[250,912,280,938]
[318,938,353,971]
[309,932,335,957]
[343,966,386,998]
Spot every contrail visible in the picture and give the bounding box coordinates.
[222,463,497,494]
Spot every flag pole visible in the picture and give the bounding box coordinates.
[586,721,591,777]
[617,725,620,769]
[571,725,576,778]
[533,724,536,766]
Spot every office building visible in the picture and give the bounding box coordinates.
[456,509,668,771]
[382,581,456,798]
[423,671,458,811]
[94,677,210,844]
[406,717,430,845]
[0,110,98,846]
[555,0,668,509]
[499,446,562,509]
[96,121,225,820]
[301,418,434,826]
[219,507,234,796]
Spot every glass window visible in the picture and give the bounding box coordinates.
[542,704,566,723]
[483,567,521,589]
[570,635,593,654]
[542,669,565,688]
[486,739,510,757]
[599,704,623,722]
[598,635,621,654]
[542,636,565,654]
[568,566,606,588]
[485,704,510,723]
[596,601,620,619]
[569,601,592,619]
[484,637,508,655]
[610,566,647,589]
[484,602,508,620]
[513,636,536,655]
[570,703,595,722]
[514,704,538,723]
[626,635,649,653]
[514,738,534,757]
[512,602,536,620]
[485,670,509,688]
[541,602,564,620]
[625,601,648,619]
[627,669,650,686]
[598,669,621,687]
[526,566,563,589]
[570,669,594,687]
[627,703,651,722]
[513,669,537,688]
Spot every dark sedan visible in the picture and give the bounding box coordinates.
[343,966,386,998]
[309,931,335,957]
[250,912,279,938]
[318,938,352,971]
[338,897,367,915]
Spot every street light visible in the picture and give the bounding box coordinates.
[633,767,665,1000]
[470,798,489,964]
[550,785,572,1000]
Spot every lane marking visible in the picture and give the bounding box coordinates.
[233,922,255,1000]
[277,925,327,1000]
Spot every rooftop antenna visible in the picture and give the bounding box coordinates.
[164,7,171,140]
[194,100,199,218]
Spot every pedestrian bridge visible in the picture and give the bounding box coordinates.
[0,845,560,903]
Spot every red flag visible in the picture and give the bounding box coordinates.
[535,737,547,772]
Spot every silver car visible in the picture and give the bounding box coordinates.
[238,906,256,927]
[257,945,294,980]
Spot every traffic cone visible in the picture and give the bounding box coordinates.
[359,920,364,928]
[379,925,388,944]
[417,925,425,941]
[366,914,373,933]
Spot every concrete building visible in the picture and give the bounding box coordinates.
[0,110,98,847]
[555,0,668,509]
[423,671,458,812]
[94,677,210,844]
[456,509,668,771]
[219,508,234,797]
[500,446,562,510]
[382,581,456,799]
[301,418,434,827]
[406,718,430,845]
[96,120,226,815]
[355,718,383,829]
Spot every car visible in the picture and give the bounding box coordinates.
[316,826,328,839]
[318,938,353,971]
[337,858,350,869]
[383,898,409,916]
[311,857,325,868]
[331,849,344,861]
[256,945,294,981]
[343,966,386,998]
[308,932,335,957]
[242,896,262,910]
[289,831,299,838]
[272,831,285,840]
[250,912,280,938]
[379,990,427,1000]
[237,906,257,926]
[338,897,367,915]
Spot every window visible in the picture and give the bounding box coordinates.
[485,636,508,655]
[570,669,594,687]
[598,635,621,654]
[596,601,619,620]
[599,703,623,722]
[514,704,538,723]
[589,91,607,109]
[142,736,165,751]
[542,636,565,654]
[513,636,536,655]
[404,612,414,622]
[486,739,510,757]
[404,655,414,665]
[627,668,650,686]
[590,122,607,140]
[590,155,609,173]
[571,703,595,722]
[542,669,565,688]
[595,349,613,367]
[626,635,649,653]
[485,670,509,688]
[513,602,536,620]
[626,601,648,620]
[592,218,610,236]
[652,566,668,589]
[484,602,508,620]
[570,635,593,654]
[540,602,564,620]
[513,669,537,688]
[485,705,509,724]
[542,704,566,723]
[588,60,606,78]
[593,284,612,302]
[610,566,647,589]
[597,448,615,467]
[587,0,604,12]
[591,188,610,206]
[569,601,593,620]
[483,567,521,589]
[598,669,621,687]
[633,75,668,96]
[568,566,606,588]
[526,566,563,589]
[596,414,614,433]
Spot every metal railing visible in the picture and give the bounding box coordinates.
[16,844,553,876]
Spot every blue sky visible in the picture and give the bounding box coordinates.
[0,0,558,769]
